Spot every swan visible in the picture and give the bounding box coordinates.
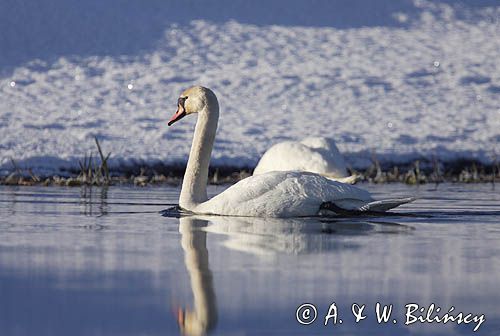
[254,137,359,184]
[167,86,413,217]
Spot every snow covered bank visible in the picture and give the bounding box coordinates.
[1,0,499,174]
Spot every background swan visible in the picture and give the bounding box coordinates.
[167,86,413,217]
[254,137,359,184]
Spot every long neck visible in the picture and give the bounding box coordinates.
[179,103,219,209]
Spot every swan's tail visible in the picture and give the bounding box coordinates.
[357,197,416,212]
[320,197,415,215]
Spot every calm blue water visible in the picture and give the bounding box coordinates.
[1,183,499,335]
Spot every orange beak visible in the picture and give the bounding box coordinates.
[168,102,187,126]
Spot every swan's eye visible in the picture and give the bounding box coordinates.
[178,97,188,107]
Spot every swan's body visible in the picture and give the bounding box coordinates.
[254,137,358,184]
[168,86,413,218]
[195,171,402,217]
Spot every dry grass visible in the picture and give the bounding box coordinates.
[76,137,111,185]
[1,145,499,186]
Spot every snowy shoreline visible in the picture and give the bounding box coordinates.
[1,0,499,177]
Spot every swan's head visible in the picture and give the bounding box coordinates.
[168,86,218,126]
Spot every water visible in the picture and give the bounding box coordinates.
[1,183,499,336]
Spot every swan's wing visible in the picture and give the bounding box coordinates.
[195,171,373,217]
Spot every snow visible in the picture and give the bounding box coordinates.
[0,0,499,174]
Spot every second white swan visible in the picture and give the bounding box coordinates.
[254,137,359,184]
[167,86,413,217]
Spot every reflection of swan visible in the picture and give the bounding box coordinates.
[254,137,358,184]
[167,86,413,217]
[177,217,217,335]
[191,215,414,256]
[172,215,412,334]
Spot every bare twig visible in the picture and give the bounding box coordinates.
[27,168,40,182]
[94,136,110,183]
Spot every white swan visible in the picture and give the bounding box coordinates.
[167,86,413,217]
[254,137,359,184]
